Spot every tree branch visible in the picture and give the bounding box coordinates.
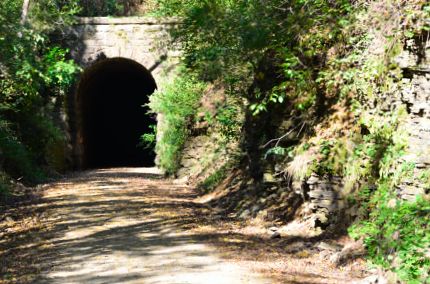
[262,122,305,148]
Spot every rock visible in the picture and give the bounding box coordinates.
[268,193,278,201]
[285,241,306,253]
[292,180,303,193]
[307,174,320,185]
[317,241,341,252]
[311,212,329,228]
[330,239,366,266]
[352,275,388,284]
[329,252,342,265]
[268,226,278,232]
[257,210,268,219]
[295,249,311,258]
[308,189,337,200]
[239,209,251,219]
[279,192,289,199]
[270,231,281,239]
[5,216,14,223]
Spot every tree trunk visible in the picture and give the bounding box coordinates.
[123,0,130,16]
[21,0,30,25]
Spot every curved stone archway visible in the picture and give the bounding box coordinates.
[75,57,157,169]
[67,17,181,85]
[63,17,181,169]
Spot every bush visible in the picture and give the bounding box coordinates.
[346,108,429,283]
[148,74,206,175]
[77,0,146,16]
[350,190,430,283]
[0,0,79,184]
[0,119,44,183]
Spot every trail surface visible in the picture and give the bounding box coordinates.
[32,168,270,284]
[1,168,369,284]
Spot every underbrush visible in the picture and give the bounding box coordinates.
[199,163,232,193]
[346,110,430,283]
[0,1,79,186]
[0,119,44,183]
[350,188,430,283]
[147,74,206,175]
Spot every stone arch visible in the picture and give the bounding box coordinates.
[74,57,157,169]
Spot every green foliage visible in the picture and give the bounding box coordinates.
[139,124,157,149]
[200,164,229,193]
[350,191,430,283]
[149,0,430,280]
[154,0,354,114]
[264,146,287,159]
[27,0,80,32]
[77,0,146,16]
[148,74,206,175]
[215,105,241,142]
[344,108,408,189]
[315,139,349,176]
[0,0,79,184]
[43,47,80,91]
[341,107,430,283]
[0,118,43,183]
[290,103,430,282]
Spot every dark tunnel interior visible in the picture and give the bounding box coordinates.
[78,57,157,169]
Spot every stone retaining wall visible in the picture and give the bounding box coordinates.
[292,35,430,226]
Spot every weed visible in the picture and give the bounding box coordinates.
[200,165,229,193]
[147,73,206,175]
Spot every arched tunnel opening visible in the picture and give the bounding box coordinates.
[76,57,157,169]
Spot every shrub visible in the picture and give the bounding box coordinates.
[0,119,44,183]
[346,108,429,283]
[350,190,430,283]
[148,74,206,175]
[0,0,80,183]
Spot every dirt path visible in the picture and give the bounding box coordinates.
[1,168,369,283]
[26,168,269,283]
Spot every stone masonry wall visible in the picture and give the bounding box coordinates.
[396,35,430,201]
[66,17,181,84]
[296,35,430,227]
[61,17,182,169]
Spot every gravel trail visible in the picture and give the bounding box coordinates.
[33,168,270,284]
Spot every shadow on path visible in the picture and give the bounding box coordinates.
[1,168,367,284]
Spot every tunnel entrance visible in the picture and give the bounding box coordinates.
[76,57,157,169]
